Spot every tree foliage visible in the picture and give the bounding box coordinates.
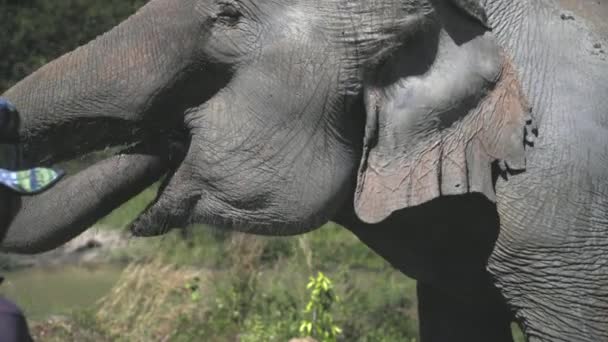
[0,0,147,92]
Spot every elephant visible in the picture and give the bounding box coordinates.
[1,0,607,341]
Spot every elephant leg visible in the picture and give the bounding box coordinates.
[490,238,608,342]
[341,194,517,342]
[492,159,608,341]
[417,281,514,342]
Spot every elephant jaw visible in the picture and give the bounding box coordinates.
[126,90,360,238]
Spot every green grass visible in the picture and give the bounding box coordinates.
[95,183,159,231]
[24,222,420,341]
[89,226,421,342]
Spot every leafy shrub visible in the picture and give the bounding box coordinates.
[82,227,421,341]
[299,272,342,342]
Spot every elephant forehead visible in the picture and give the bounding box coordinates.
[317,0,433,59]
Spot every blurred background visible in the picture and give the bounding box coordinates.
[0,1,523,341]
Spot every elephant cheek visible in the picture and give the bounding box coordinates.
[129,135,357,237]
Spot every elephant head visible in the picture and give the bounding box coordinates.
[1,0,532,252]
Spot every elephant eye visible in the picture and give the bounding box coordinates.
[217,2,242,23]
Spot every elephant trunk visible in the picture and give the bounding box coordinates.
[1,0,214,166]
[0,154,165,254]
[0,0,215,253]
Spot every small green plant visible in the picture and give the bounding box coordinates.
[299,272,342,342]
[184,276,201,302]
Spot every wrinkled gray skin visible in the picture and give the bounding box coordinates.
[2,0,608,341]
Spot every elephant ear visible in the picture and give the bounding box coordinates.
[354,28,535,224]
[446,0,490,28]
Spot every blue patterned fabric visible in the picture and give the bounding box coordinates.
[0,98,16,113]
[0,97,64,194]
[0,167,64,194]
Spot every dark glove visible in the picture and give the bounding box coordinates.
[0,98,64,194]
[0,98,18,143]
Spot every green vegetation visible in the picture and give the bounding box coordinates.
[28,224,420,341]
[96,183,159,231]
[299,272,343,342]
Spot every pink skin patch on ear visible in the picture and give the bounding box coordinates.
[355,55,534,224]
